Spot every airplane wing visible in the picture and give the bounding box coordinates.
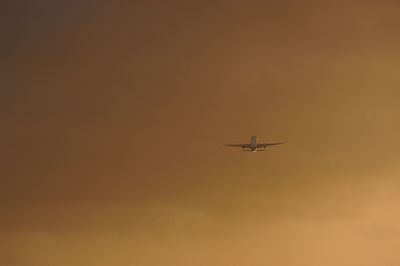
[223,144,251,148]
[257,142,285,148]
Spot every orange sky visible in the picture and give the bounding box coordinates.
[2,1,400,265]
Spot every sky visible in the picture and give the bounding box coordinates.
[2,1,400,265]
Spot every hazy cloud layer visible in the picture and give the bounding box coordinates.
[2,1,400,265]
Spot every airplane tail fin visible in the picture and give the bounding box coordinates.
[251,136,257,146]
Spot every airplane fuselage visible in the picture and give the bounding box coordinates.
[247,136,260,152]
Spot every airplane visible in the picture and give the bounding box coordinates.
[223,136,284,152]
